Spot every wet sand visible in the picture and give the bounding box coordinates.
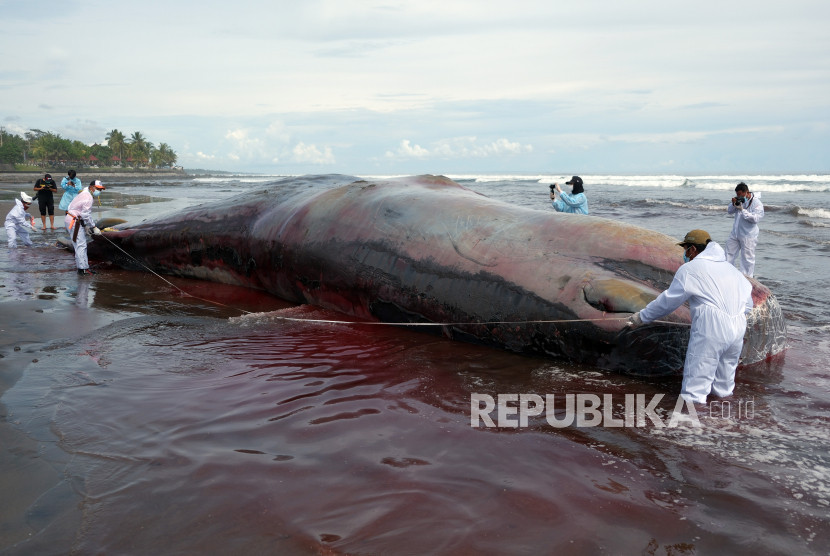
[0,262,85,549]
[0,192,126,550]
[0,301,90,550]
[0,206,294,551]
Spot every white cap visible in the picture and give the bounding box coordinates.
[20,192,33,203]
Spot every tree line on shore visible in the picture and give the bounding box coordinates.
[0,128,177,169]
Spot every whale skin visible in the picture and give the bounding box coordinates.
[88,174,787,376]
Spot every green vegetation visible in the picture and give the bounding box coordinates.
[0,127,177,169]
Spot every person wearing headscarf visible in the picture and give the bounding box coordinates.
[550,176,589,215]
[58,169,84,212]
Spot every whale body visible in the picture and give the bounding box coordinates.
[87,174,787,376]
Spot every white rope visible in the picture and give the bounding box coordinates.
[97,234,690,327]
[242,314,689,327]
[99,234,254,314]
[246,315,630,326]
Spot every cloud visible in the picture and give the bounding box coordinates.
[594,125,788,145]
[386,139,429,159]
[58,119,108,145]
[313,39,403,58]
[292,142,335,164]
[265,121,291,142]
[386,137,533,160]
[1,122,28,135]
[2,1,828,174]
[224,127,269,160]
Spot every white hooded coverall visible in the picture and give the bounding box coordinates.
[639,241,754,404]
[5,198,35,248]
[65,189,97,271]
[726,192,764,277]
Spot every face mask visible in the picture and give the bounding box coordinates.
[93,190,101,197]
[683,254,690,263]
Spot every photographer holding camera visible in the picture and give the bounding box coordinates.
[59,169,84,213]
[549,175,589,215]
[33,172,58,230]
[726,181,764,277]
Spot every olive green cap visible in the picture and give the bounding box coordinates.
[677,229,711,246]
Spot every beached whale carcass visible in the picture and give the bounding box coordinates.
[87,174,787,376]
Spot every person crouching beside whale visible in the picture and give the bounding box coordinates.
[550,175,589,214]
[5,192,38,248]
[65,180,105,275]
[627,229,753,405]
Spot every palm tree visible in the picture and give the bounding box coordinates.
[128,131,152,167]
[151,142,177,167]
[32,132,68,165]
[106,129,126,164]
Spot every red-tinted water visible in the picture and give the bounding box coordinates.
[4,281,826,553]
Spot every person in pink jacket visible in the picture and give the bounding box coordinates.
[65,180,105,275]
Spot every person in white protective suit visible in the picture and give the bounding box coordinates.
[65,180,105,275]
[627,229,754,404]
[5,192,37,248]
[726,181,764,277]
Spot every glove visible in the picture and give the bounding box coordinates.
[627,311,643,329]
[92,227,102,236]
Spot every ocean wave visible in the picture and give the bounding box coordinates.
[793,207,830,219]
[644,198,689,208]
[192,173,830,194]
[643,198,726,212]
[800,220,830,228]
[193,176,286,184]
[765,229,830,246]
[455,174,552,183]
[462,174,830,192]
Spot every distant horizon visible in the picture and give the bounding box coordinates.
[183,168,830,178]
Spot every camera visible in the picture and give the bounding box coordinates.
[733,197,745,207]
[549,184,556,193]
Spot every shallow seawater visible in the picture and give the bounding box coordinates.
[1,174,829,554]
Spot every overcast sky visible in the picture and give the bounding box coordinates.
[2,0,828,175]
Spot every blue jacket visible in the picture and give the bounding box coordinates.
[59,177,84,211]
[552,192,589,215]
